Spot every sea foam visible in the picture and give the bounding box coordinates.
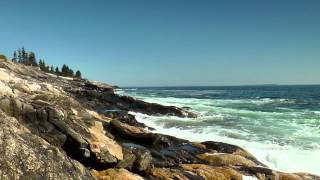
[121,86,320,175]
[131,111,320,175]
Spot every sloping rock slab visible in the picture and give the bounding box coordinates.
[0,110,94,179]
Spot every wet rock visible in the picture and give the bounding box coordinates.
[201,141,242,154]
[110,120,187,149]
[103,109,128,119]
[109,119,149,139]
[111,120,208,168]
[100,94,197,118]
[104,109,149,129]
[152,143,205,168]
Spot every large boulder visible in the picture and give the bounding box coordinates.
[117,143,152,172]
[88,121,123,164]
[0,110,94,179]
[201,141,264,166]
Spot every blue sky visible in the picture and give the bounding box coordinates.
[0,0,320,86]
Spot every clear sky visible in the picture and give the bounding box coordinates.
[0,0,320,86]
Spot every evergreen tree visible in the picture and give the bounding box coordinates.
[18,48,22,63]
[25,52,29,65]
[39,59,46,71]
[12,47,84,78]
[50,65,54,73]
[69,69,74,77]
[55,67,60,75]
[28,52,38,66]
[75,70,82,79]
[38,59,42,69]
[44,65,50,72]
[61,64,68,76]
[21,47,27,64]
[12,51,17,62]
[61,64,76,77]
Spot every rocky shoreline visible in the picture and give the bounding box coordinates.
[0,59,319,179]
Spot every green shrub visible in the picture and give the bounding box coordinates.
[0,54,7,61]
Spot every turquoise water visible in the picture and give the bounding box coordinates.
[117,85,320,175]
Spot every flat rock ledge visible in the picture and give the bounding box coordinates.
[0,60,318,180]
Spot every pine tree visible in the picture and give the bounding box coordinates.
[55,67,60,75]
[39,59,46,71]
[21,47,27,64]
[61,64,68,76]
[75,70,82,79]
[38,59,42,69]
[18,48,22,63]
[44,65,50,72]
[25,52,29,65]
[50,65,54,73]
[12,51,17,62]
[11,47,84,78]
[28,52,38,66]
[69,69,74,77]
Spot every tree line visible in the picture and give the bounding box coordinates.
[11,47,82,79]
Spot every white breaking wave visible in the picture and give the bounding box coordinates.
[131,112,320,175]
[243,176,258,180]
[120,88,320,176]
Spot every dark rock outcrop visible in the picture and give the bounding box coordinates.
[105,95,198,118]
[117,143,152,172]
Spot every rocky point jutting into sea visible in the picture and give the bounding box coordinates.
[0,58,319,180]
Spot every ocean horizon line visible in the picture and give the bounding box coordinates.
[119,83,320,88]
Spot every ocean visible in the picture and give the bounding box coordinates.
[116,85,320,175]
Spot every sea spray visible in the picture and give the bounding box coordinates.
[119,85,320,175]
